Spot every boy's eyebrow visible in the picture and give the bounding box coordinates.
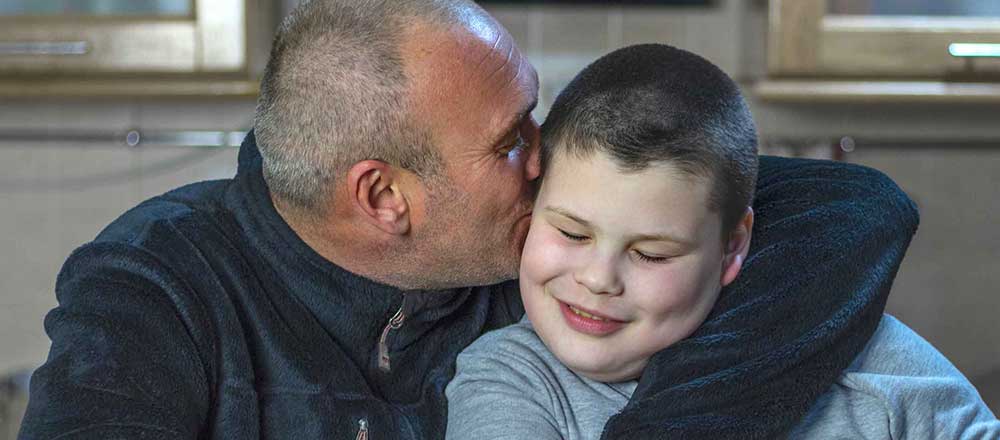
[628,232,694,248]
[545,205,694,247]
[544,206,593,229]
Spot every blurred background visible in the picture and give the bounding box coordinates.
[1,0,999,436]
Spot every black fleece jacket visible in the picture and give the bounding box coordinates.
[18,132,918,439]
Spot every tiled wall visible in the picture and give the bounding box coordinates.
[2,0,998,421]
[483,2,750,122]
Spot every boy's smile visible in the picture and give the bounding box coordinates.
[557,295,627,336]
[519,151,751,383]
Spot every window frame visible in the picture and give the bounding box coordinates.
[0,0,247,75]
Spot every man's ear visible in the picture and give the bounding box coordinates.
[347,160,411,236]
[721,207,754,287]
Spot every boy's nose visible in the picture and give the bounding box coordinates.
[574,255,624,296]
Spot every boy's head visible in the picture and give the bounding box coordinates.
[520,44,758,382]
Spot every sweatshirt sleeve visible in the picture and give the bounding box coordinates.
[792,315,999,439]
[17,243,210,439]
[601,156,920,440]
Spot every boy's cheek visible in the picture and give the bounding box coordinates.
[521,229,572,281]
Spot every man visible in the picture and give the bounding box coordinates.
[18,0,918,439]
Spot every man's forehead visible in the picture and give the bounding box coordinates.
[404,17,537,98]
[460,8,503,46]
[401,15,538,150]
[403,19,501,76]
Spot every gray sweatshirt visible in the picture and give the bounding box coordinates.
[446,315,999,440]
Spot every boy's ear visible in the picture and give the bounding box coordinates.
[721,207,754,287]
[346,160,411,236]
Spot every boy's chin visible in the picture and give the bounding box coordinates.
[572,365,642,383]
[558,352,645,383]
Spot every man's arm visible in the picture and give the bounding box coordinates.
[18,243,209,439]
[601,157,920,440]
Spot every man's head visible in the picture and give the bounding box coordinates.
[520,44,758,382]
[255,0,540,290]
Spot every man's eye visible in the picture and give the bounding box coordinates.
[498,134,527,157]
[558,229,588,241]
[632,250,670,264]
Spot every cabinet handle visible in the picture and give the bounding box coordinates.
[0,41,89,56]
[949,43,1000,58]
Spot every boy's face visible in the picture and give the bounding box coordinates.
[520,151,750,382]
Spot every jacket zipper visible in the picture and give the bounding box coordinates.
[355,418,369,440]
[378,302,406,372]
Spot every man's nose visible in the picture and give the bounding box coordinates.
[524,118,542,181]
[574,252,624,296]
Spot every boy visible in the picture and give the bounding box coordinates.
[446,44,999,439]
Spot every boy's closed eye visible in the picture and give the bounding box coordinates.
[552,224,678,264]
[630,249,672,264]
[557,228,588,241]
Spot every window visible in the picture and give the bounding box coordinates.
[768,0,1000,79]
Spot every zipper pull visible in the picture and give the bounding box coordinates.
[378,304,406,372]
[356,418,369,440]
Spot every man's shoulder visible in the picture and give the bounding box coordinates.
[57,178,241,300]
[94,179,235,247]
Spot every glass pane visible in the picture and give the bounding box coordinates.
[830,0,1000,17]
[0,0,192,17]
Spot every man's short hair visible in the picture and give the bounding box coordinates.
[540,43,759,233]
[254,0,479,212]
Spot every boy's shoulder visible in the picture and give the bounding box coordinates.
[460,316,552,364]
[455,316,585,394]
[449,318,638,440]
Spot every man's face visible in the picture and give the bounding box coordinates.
[404,19,541,289]
[520,152,728,382]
